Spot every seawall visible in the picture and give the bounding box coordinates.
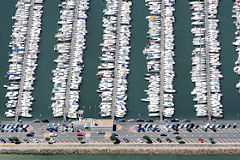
[1,143,240,155]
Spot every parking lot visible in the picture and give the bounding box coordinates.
[0,120,239,144]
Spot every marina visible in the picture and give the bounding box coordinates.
[142,0,176,120]
[1,0,240,121]
[51,0,89,120]
[233,0,240,93]
[97,0,132,118]
[189,0,222,119]
[4,0,44,120]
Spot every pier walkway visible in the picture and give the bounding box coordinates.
[15,0,35,121]
[204,0,212,121]
[159,0,165,121]
[111,0,123,120]
[64,0,80,121]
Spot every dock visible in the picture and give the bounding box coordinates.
[15,0,35,121]
[64,0,80,121]
[111,0,123,121]
[204,0,212,121]
[159,0,165,121]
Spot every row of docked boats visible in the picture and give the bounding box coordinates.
[189,0,223,118]
[142,0,176,118]
[4,0,43,118]
[232,0,240,93]
[97,0,132,118]
[51,0,89,118]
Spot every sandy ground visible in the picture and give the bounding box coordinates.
[129,125,137,133]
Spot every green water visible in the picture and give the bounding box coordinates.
[0,154,240,160]
[1,0,240,121]
[0,0,17,121]
[79,0,104,119]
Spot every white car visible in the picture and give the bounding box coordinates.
[138,138,143,143]
[49,138,56,143]
[49,133,58,137]
[33,138,39,143]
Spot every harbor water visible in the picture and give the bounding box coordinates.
[0,0,240,121]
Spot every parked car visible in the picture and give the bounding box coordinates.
[15,139,21,144]
[49,138,56,143]
[138,138,143,143]
[183,119,191,122]
[33,138,39,143]
[198,138,203,143]
[123,138,129,143]
[170,119,179,122]
[179,141,185,144]
[76,133,84,136]
[23,139,29,143]
[49,133,58,137]
[194,125,199,129]
[160,133,167,136]
[0,138,6,143]
[112,133,118,136]
[97,130,105,134]
[8,138,14,143]
[26,133,34,137]
[156,138,162,143]
[186,128,192,132]
[166,138,172,143]
[233,123,237,129]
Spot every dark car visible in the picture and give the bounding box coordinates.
[15,139,21,144]
[146,139,153,144]
[186,128,192,132]
[179,141,185,144]
[160,133,167,136]
[183,119,191,122]
[0,138,6,143]
[156,138,162,143]
[123,138,129,143]
[42,119,49,123]
[8,138,14,143]
[114,139,121,144]
[194,125,199,129]
[146,119,154,122]
[210,127,216,132]
[170,119,179,122]
[233,123,237,129]
[189,123,194,128]
[166,138,172,143]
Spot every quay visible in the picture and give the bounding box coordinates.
[1,143,240,155]
[111,0,123,120]
[64,0,80,122]
[159,0,166,121]
[204,0,212,121]
[0,120,239,155]
[15,0,35,121]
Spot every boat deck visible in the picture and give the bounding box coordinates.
[15,0,35,121]
[204,0,212,120]
[111,0,123,120]
[64,0,80,121]
[159,0,165,121]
